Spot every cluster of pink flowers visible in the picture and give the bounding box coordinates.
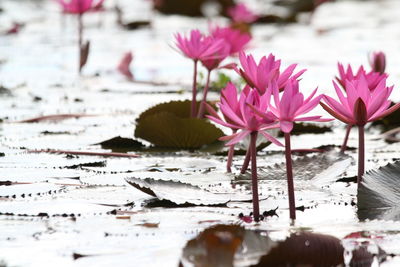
[175,28,252,118]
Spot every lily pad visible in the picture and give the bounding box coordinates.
[125,176,251,206]
[135,101,223,149]
[358,161,400,221]
[235,151,352,184]
[94,136,144,152]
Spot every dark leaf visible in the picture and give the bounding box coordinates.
[94,136,144,152]
[135,111,223,149]
[28,149,139,158]
[125,177,251,206]
[136,100,193,122]
[122,21,151,30]
[180,224,275,267]
[358,161,400,221]
[152,0,234,17]
[253,232,344,267]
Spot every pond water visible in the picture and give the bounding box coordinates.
[1,0,400,266]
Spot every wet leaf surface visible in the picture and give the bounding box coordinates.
[358,161,400,221]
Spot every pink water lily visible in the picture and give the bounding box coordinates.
[236,52,305,94]
[57,0,104,14]
[336,63,387,92]
[175,30,226,62]
[369,51,386,74]
[175,30,226,117]
[227,3,258,24]
[251,78,331,220]
[210,26,251,55]
[57,0,105,73]
[336,63,388,153]
[206,82,282,221]
[321,76,400,185]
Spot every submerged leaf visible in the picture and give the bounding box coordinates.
[135,112,223,149]
[358,161,400,221]
[180,225,276,267]
[125,177,251,206]
[253,232,344,267]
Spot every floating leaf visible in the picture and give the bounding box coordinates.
[358,161,400,221]
[135,111,223,149]
[253,232,344,266]
[125,177,251,206]
[235,151,352,184]
[136,100,193,123]
[180,224,276,267]
[94,136,144,152]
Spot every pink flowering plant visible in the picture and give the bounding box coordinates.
[335,54,388,153]
[207,82,282,221]
[57,0,105,73]
[250,78,331,220]
[321,76,400,184]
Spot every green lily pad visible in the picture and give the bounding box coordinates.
[135,101,223,149]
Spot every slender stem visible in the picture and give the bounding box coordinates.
[241,149,251,174]
[78,13,83,74]
[340,124,353,154]
[197,70,211,118]
[284,132,296,220]
[226,145,235,173]
[357,125,365,185]
[250,132,260,222]
[226,130,237,173]
[191,60,198,117]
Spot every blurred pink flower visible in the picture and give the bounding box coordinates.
[117,52,134,81]
[175,30,226,62]
[227,3,258,24]
[206,82,282,146]
[336,63,387,91]
[236,52,305,94]
[210,26,251,55]
[200,37,230,71]
[369,51,386,74]
[57,0,104,14]
[322,77,399,126]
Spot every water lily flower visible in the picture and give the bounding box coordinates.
[210,26,251,55]
[335,63,388,153]
[57,0,104,14]
[336,63,387,92]
[321,76,400,185]
[251,78,331,220]
[57,0,105,73]
[175,30,226,117]
[369,51,386,74]
[227,3,258,24]
[236,52,305,94]
[117,52,134,81]
[206,82,282,221]
[197,38,231,118]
